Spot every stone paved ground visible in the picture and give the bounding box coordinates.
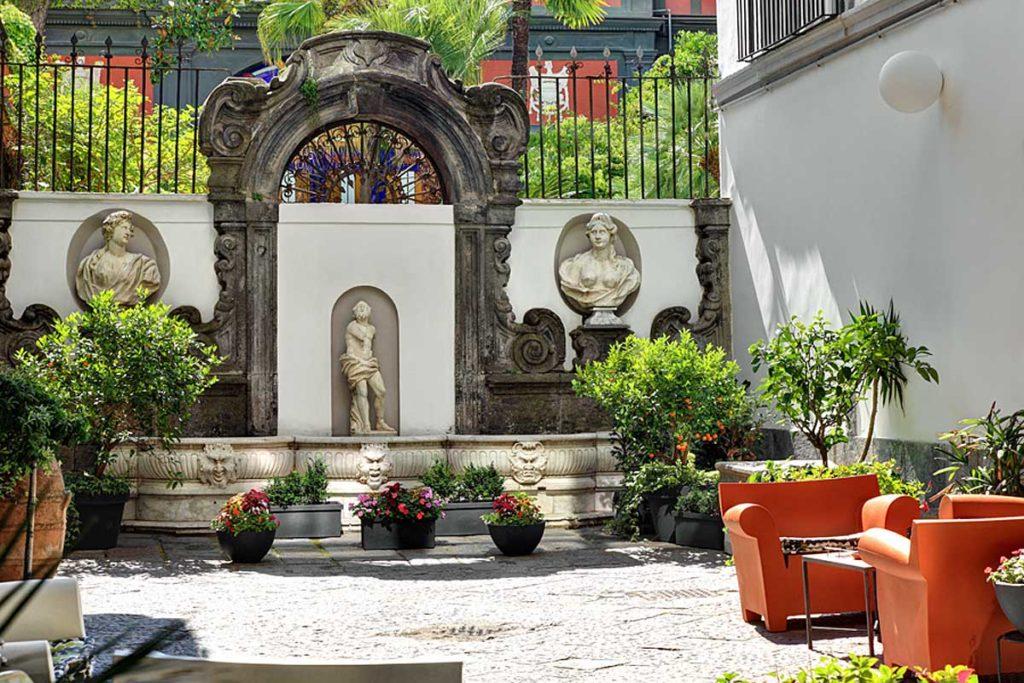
[61,529,872,682]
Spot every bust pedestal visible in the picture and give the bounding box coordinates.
[570,311,632,369]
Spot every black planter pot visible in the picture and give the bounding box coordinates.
[995,582,1024,632]
[360,519,436,550]
[673,512,725,551]
[73,493,129,551]
[216,529,276,563]
[487,522,545,556]
[643,488,682,543]
[436,501,492,537]
[271,503,343,539]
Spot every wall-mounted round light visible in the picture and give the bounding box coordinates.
[878,51,944,113]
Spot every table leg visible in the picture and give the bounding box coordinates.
[802,558,812,650]
[863,569,874,657]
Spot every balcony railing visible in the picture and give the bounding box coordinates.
[737,0,842,61]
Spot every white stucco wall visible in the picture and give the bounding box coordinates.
[277,203,456,437]
[718,0,1024,441]
[7,192,219,319]
[510,200,702,370]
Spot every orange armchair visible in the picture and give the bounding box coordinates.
[938,494,1024,520]
[859,513,1024,675]
[720,474,920,632]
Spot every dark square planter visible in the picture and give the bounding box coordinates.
[436,501,492,536]
[674,512,724,551]
[360,519,436,550]
[271,503,343,539]
[73,493,129,551]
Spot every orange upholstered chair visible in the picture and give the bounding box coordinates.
[858,508,1024,676]
[719,474,920,632]
[938,494,1024,520]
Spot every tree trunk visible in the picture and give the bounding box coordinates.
[859,378,879,462]
[509,0,531,99]
[15,0,49,35]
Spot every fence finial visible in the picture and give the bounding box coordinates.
[534,45,543,61]
[34,32,43,60]
[70,33,79,63]
[103,36,113,61]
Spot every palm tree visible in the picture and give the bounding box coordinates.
[257,0,606,88]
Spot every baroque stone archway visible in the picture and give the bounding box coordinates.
[197,31,545,435]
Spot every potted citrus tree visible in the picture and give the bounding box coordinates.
[211,489,279,563]
[351,482,445,550]
[0,369,81,579]
[673,469,723,551]
[422,460,504,537]
[18,291,221,550]
[483,492,545,556]
[265,459,342,539]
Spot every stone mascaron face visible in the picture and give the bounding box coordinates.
[75,210,162,306]
[558,212,640,311]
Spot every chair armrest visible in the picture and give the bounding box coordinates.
[723,503,778,541]
[862,494,921,535]
[1,640,54,683]
[938,494,1024,519]
[858,528,919,580]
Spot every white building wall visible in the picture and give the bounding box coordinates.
[510,199,702,370]
[718,1,1024,441]
[7,192,219,319]
[277,203,456,437]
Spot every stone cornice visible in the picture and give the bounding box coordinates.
[715,0,951,108]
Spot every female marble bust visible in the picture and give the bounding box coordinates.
[75,210,161,305]
[558,213,640,312]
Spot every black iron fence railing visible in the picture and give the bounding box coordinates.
[1,32,718,200]
[737,0,841,61]
[0,32,227,194]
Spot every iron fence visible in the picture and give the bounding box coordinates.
[0,31,227,194]
[737,0,842,61]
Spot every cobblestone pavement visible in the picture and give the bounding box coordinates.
[62,529,871,682]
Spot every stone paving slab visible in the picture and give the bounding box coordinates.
[61,529,872,682]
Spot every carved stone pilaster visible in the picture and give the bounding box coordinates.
[0,190,59,364]
[690,198,732,355]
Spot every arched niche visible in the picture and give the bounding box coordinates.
[330,287,400,436]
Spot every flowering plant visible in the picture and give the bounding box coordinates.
[210,489,279,536]
[481,492,544,526]
[350,482,445,524]
[986,550,1024,584]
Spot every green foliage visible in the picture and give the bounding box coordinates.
[265,459,329,507]
[574,333,760,473]
[750,313,864,466]
[0,368,80,497]
[257,0,327,64]
[64,470,132,498]
[145,0,244,75]
[610,458,701,539]
[420,459,505,502]
[0,3,36,62]
[675,468,719,517]
[18,291,222,479]
[717,655,977,682]
[299,76,319,108]
[935,403,1024,497]
[748,460,926,500]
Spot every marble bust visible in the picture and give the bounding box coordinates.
[339,301,396,435]
[558,213,640,319]
[75,210,161,305]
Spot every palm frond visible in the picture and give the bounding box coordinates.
[257,0,328,65]
[545,0,607,29]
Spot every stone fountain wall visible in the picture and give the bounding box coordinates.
[110,434,620,532]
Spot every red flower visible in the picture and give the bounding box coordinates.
[416,512,424,520]
[398,503,409,516]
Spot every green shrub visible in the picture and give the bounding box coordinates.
[717,654,976,682]
[420,460,505,502]
[748,460,926,501]
[935,403,1024,497]
[420,459,458,499]
[265,459,329,507]
[574,334,760,474]
[610,458,703,539]
[675,469,719,518]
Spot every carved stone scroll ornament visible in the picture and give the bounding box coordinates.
[199,443,238,488]
[509,441,548,485]
[570,325,631,370]
[0,191,59,365]
[510,308,566,374]
[356,443,393,490]
[650,306,695,343]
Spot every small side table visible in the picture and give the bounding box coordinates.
[996,630,1024,682]
[801,551,878,657]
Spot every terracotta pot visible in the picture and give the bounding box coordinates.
[0,467,71,580]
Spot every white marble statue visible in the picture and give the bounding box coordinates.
[339,301,396,435]
[558,212,640,321]
[75,210,161,305]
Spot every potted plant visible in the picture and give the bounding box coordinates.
[210,489,279,563]
[351,482,445,550]
[422,460,504,536]
[627,458,696,543]
[483,492,546,556]
[0,369,81,580]
[18,291,221,550]
[988,550,1024,633]
[265,459,341,539]
[674,469,724,551]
